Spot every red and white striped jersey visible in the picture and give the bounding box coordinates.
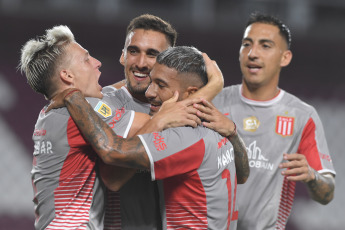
[139,125,238,230]
[212,84,336,230]
[31,94,134,230]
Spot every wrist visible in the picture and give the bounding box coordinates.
[64,88,81,101]
[308,169,319,184]
[226,122,237,140]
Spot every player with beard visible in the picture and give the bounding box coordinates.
[47,46,249,229]
[101,14,224,229]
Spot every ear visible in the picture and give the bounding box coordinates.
[185,86,199,98]
[59,69,74,85]
[280,50,293,67]
[119,49,125,66]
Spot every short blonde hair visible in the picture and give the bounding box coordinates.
[19,25,75,98]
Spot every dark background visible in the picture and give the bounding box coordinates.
[0,1,344,229]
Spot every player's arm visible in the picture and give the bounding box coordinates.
[279,113,335,205]
[279,153,335,204]
[63,90,150,169]
[188,53,224,101]
[193,99,249,184]
[48,88,202,168]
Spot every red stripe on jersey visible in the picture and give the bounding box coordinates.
[297,118,322,171]
[104,190,122,230]
[47,117,98,230]
[154,139,205,180]
[276,177,296,229]
[163,172,208,229]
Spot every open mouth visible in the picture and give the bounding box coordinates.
[133,71,149,79]
[247,64,262,73]
[149,103,161,113]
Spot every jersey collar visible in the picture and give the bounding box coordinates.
[239,84,285,107]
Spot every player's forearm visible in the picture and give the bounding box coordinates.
[134,116,164,136]
[228,133,249,184]
[64,91,149,169]
[307,171,335,205]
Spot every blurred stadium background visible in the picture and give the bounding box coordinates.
[0,0,344,229]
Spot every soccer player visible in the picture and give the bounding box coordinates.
[101,14,224,229]
[20,25,204,230]
[212,12,336,229]
[50,46,249,229]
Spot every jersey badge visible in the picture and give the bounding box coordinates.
[243,116,260,132]
[275,116,294,137]
[94,101,112,118]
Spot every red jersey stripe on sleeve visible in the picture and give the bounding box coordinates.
[297,118,322,171]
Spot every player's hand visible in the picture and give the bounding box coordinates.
[194,99,236,137]
[46,88,81,113]
[153,91,202,129]
[202,53,224,90]
[279,153,315,183]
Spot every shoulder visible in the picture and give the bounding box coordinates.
[283,91,318,115]
[213,84,240,107]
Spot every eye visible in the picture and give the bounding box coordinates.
[262,43,271,49]
[128,48,138,55]
[147,50,160,58]
[158,82,165,88]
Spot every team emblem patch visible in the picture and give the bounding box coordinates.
[276,116,294,137]
[243,116,260,132]
[94,101,112,118]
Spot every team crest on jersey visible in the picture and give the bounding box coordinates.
[275,116,294,137]
[94,101,112,118]
[243,116,260,132]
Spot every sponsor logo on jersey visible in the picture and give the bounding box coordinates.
[33,129,46,136]
[243,116,260,132]
[109,107,125,129]
[320,152,332,162]
[153,132,166,151]
[218,137,229,149]
[276,116,294,137]
[247,141,274,170]
[94,101,112,118]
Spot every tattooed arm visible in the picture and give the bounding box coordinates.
[280,153,335,204]
[194,99,249,184]
[64,90,151,170]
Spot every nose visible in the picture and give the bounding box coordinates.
[248,45,258,60]
[92,57,102,69]
[136,53,149,69]
[145,83,156,100]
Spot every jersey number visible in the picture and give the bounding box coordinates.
[222,169,238,229]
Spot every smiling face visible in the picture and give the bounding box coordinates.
[145,63,188,115]
[239,22,292,91]
[120,29,171,101]
[65,42,103,98]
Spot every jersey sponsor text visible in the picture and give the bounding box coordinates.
[247,141,274,170]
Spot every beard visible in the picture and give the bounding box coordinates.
[126,79,150,95]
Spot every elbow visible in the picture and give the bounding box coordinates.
[317,191,334,205]
[99,147,120,165]
[237,172,250,184]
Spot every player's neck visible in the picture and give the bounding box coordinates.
[126,87,149,103]
[242,83,280,101]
